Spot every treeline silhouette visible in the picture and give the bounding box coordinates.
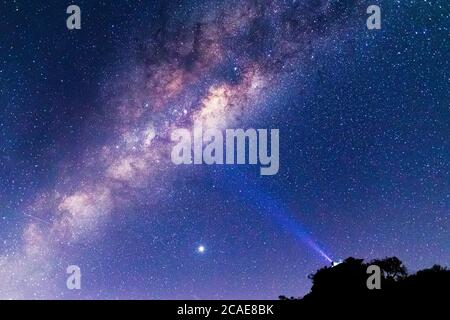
[280,257,450,307]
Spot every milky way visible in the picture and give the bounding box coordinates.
[0,0,448,299]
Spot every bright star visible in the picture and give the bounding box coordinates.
[197,245,205,253]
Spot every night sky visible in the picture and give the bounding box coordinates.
[0,0,448,299]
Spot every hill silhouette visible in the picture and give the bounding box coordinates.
[280,256,450,309]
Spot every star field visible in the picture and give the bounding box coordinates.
[0,0,448,299]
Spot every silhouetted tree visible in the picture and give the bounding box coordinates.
[303,257,369,302]
[281,256,450,307]
[369,256,407,281]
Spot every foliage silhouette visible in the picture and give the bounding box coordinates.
[280,256,450,307]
